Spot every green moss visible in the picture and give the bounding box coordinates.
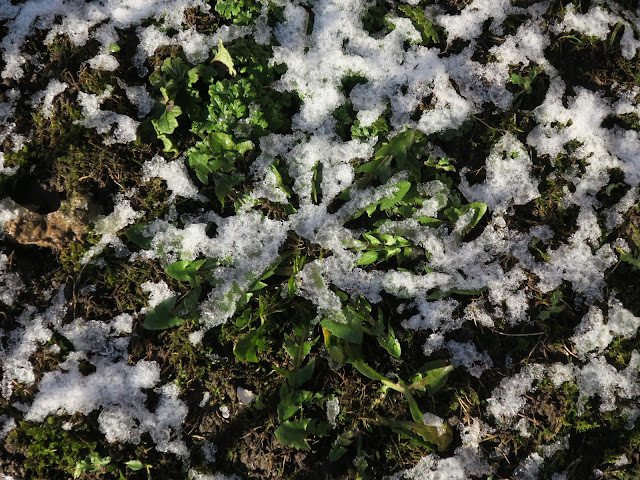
[7,416,98,480]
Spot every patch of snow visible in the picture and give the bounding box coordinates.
[75,87,140,144]
[81,199,142,264]
[237,386,256,405]
[117,79,155,118]
[446,340,494,378]
[0,253,23,306]
[1,288,67,398]
[141,280,175,309]
[554,3,619,40]
[326,397,340,427]
[385,419,493,479]
[30,79,68,118]
[142,155,205,202]
[460,133,539,213]
[487,364,544,426]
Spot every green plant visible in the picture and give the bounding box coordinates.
[124,459,153,479]
[320,295,454,451]
[537,288,566,320]
[74,452,113,479]
[214,0,262,25]
[148,38,297,211]
[397,5,442,46]
[509,65,544,103]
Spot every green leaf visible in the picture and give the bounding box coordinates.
[466,202,487,231]
[278,400,301,423]
[396,378,423,423]
[377,323,401,358]
[293,358,316,387]
[209,131,237,151]
[409,361,454,395]
[323,328,346,364]
[213,172,244,206]
[357,131,419,184]
[284,325,318,361]
[125,223,153,249]
[236,139,254,155]
[143,296,185,330]
[177,287,201,314]
[351,360,386,381]
[212,38,237,76]
[277,383,302,421]
[161,57,189,82]
[411,422,453,452]
[329,428,356,462]
[379,181,411,211]
[108,43,120,53]
[374,416,453,452]
[153,104,182,136]
[165,259,207,283]
[187,133,252,186]
[235,308,252,328]
[356,250,379,266]
[187,66,199,88]
[362,232,381,246]
[416,216,444,227]
[307,418,331,438]
[321,312,363,344]
[620,251,640,270]
[398,5,440,44]
[376,130,414,164]
[156,133,177,154]
[510,73,525,86]
[234,324,266,363]
[275,419,311,450]
[74,453,112,478]
[125,460,144,471]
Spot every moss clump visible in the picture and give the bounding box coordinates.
[6,416,98,480]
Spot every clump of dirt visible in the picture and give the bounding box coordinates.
[3,193,97,250]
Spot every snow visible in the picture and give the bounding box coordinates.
[141,280,175,308]
[27,357,188,456]
[384,420,494,479]
[1,288,67,398]
[142,155,205,202]
[237,386,256,405]
[555,4,619,40]
[30,79,68,118]
[0,253,23,306]
[460,134,539,213]
[487,364,544,426]
[2,0,640,476]
[446,340,494,378]
[81,199,142,264]
[326,397,340,427]
[436,0,518,43]
[117,79,155,118]
[75,87,140,144]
